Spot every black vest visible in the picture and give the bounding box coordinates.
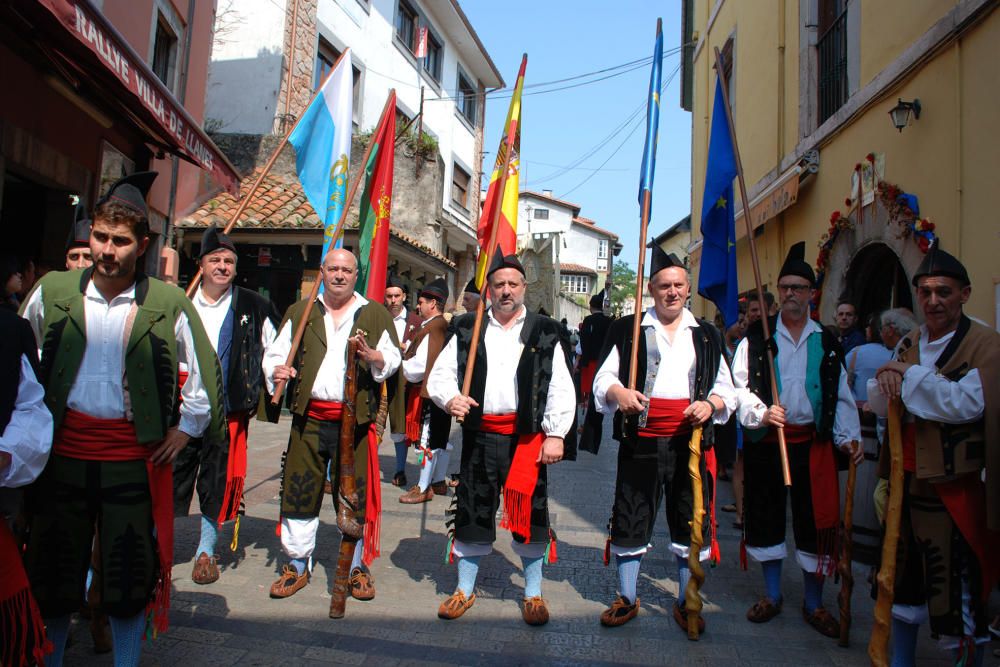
[602,314,724,446]
[579,312,612,363]
[744,316,843,441]
[452,309,577,460]
[221,287,280,414]
[0,309,40,434]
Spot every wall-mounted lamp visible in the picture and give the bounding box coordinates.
[889,98,921,132]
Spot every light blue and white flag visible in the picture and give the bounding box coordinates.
[289,50,353,269]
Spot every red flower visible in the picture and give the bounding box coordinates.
[926,222,935,231]
[855,163,862,172]
[918,237,930,252]
[845,198,853,207]
[830,210,842,223]
[866,153,875,163]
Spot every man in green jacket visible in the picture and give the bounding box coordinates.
[20,172,225,667]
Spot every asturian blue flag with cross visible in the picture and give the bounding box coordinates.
[697,77,739,327]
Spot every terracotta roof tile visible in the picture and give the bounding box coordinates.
[560,262,597,276]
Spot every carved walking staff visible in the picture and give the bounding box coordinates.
[837,440,859,647]
[869,400,904,665]
[685,425,706,641]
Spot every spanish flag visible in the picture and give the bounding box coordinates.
[475,55,526,289]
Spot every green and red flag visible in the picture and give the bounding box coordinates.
[474,55,526,289]
[357,90,396,300]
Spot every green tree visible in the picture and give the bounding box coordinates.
[609,260,640,315]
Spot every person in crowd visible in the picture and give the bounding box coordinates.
[835,300,865,354]
[385,275,422,488]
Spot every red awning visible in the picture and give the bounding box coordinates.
[8,0,240,194]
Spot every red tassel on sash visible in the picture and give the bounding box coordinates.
[705,446,721,565]
[404,384,423,443]
[362,423,382,566]
[638,398,692,439]
[55,409,174,634]
[0,522,52,666]
[306,400,343,421]
[901,423,917,473]
[480,414,544,541]
[934,477,1000,600]
[218,412,249,524]
[579,360,597,398]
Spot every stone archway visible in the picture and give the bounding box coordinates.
[818,197,926,325]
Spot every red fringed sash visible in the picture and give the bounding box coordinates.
[0,522,52,666]
[55,409,174,634]
[218,412,249,524]
[934,477,1000,600]
[579,360,597,398]
[764,424,839,575]
[901,423,917,473]
[306,400,343,421]
[362,422,381,566]
[404,384,423,444]
[638,398,692,439]
[480,413,544,541]
[704,446,721,564]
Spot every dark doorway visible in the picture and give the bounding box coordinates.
[842,243,913,328]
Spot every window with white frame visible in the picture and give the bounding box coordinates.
[452,163,471,211]
[598,238,609,259]
[560,274,590,294]
[423,31,443,82]
[315,39,361,118]
[395,0,418,52]
[456,69,477,126]
[151,14,178,90]
[533,208,549,220]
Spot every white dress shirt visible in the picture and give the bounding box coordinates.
[263,292,401,400]
[21,281,212,438]
[402,317,436,383]
[393,306,413,351]
[0,356,53,487]
[426,306,576,438]
[192,286,278,359]
[592,308,736,422]
[732,316,860,446]
[866,326,985,424]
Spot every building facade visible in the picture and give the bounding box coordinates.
[684,0,1000,329]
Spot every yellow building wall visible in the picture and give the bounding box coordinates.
[859,0,954,85]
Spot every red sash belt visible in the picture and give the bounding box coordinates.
[479,413,544,541]
[54,409,174,633]
[638,398,692,439]
[901,423,917,473]
[762,423,840,575]
[306,400,343,422]
[0,522,51,665]
[219,412,250,524]
[934,477,1000,600]
[579,360,597,398]
[404,384,423,443]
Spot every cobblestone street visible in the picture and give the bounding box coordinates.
[62,417,972,666]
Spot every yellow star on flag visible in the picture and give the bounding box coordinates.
[715,195,728,210]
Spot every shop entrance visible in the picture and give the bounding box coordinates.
[843,242,913,328]
[1,171,76,273]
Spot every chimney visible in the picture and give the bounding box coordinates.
[542,189,553,198]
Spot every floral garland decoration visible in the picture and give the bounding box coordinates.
[811,153,937,315]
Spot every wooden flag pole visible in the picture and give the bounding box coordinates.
[712,46,790,486]
[186,48,352,298]
[456,54,526,420]
[271,91,397,405]
[626,189,652,390]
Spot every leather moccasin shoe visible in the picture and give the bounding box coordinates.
[269,565,309,598]
[747,596,783,623]
[600,595,640,627]
[430,481,448,496]
[399,485,434,504]
[672,602,706,635]
[522,596,550,626]
[350,566,375,600]
[803,606,840,638]
[192,552,220,585]
[438,590,476,620]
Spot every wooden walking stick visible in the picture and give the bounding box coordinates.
[185,49,352,298]
[685,425,706,641]
[330,336,363,619]
[869,399,903,665]
[838,440,859,647]
[712,46,791,486]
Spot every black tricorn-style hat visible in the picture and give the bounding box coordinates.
[649,244,684,278]
[96,171,158,217]
[463,278,479,295]
[66,204,91,251]
[589,292,605,309]
[911,239,969,287]
[385,273,406,291]
[199,223,237,258]
[778,241,816,286]
[485,252,525,278]
[419,277,449,302]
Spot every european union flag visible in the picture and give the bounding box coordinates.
[638,19,662,206]
[697,78,739,327]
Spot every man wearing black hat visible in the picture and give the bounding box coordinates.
[731,241,860,637]
[427,253,576,625]
[173,224,280,585]
[19,172,226,664]
[398,277,453,504]
[385,275,423,488]
[461,278,481,313]
[65,206,93,270]
[592,247,736,632]
[866,241,1000,665]
[577,292,612,405]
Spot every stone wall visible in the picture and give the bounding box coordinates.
[276,0,318,132]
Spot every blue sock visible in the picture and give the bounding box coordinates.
[761,559,783,603]
[290,558,307,575]
[197,515,219,557]
[457,555,481,597]
[521,554,543,598]
[802,570,825,612]
[109,610,146,666]
[44,615,71,667]
[676,555,692,606]
[890,618,919,667]
[615,554,642,603]
[394,442,408,475]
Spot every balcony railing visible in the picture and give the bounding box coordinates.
[817,9,848,125]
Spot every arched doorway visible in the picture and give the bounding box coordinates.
[842,242,913,329]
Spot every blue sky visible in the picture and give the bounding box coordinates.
[462,0,690,272]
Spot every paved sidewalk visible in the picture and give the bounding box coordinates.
[61,417,968,665]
